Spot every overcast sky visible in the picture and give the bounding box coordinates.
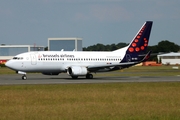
[1,0,180,47]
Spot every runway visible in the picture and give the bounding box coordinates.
[0,73,180,85]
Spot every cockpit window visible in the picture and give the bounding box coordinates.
[13,57,23,60]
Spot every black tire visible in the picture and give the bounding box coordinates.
[22,75,27,80]
[86,74,93,79]
[71,76,78,79]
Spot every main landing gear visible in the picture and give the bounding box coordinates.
[22,75,27,80]
[71,73,93,79]
[86,74,93,79]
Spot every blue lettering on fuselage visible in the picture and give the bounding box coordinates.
[42,54,74,58]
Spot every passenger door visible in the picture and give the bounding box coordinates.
[30,54,37,65]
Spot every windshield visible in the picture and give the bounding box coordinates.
[13,57,23,60]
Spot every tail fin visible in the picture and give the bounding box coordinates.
[119,21,153,63]
[127,21,153,54]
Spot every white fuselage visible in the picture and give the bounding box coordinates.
[6,48,127,73]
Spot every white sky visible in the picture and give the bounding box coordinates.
[1,0,180,47]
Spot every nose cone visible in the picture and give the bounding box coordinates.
[5,60,14,70]
[5,61,10,68]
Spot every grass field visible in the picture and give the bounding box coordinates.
[0,66,180,119]
[1,83,180,120]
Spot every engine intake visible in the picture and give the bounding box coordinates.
[67,66,88,76]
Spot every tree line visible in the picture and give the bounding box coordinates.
[83,40,180,52]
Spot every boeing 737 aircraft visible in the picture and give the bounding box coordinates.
[5,21,153,80]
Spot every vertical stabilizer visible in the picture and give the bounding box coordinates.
[127,21,153,54]
[119,21,153,62]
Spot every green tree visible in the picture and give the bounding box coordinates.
[157,40,179,52]
[83,40,180,53]
[83,42,129,51]
[116,43,128,49]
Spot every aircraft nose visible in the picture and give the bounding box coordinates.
[5,61,11,68]
[5,60,14,69]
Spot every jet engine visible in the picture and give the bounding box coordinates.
[67,66,88,76]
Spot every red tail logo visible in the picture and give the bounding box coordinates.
[127,21,152,53]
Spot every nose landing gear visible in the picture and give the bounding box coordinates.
[17,71,27,80]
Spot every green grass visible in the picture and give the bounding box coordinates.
[0,67,15,74]
[1,83,180,120]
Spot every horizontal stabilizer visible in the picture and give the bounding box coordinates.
[140,51,151,62]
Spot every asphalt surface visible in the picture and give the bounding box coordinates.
[0,73,180,85]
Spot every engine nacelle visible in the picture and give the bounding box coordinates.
[42,72,60,75]
[67,66,88,76]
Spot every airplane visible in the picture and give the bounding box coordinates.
[5,21,153,80]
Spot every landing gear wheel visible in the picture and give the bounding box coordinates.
[22,75,27,80]
[86,74,93,79]
[71,76,78,79]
